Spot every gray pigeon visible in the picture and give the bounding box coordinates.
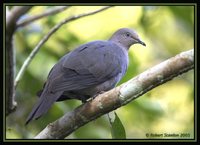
[26,28,146,124]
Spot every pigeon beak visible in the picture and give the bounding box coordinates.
[137,39,146,47]
[131,36,146,47]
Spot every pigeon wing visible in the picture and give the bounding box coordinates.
[46,41,128,93]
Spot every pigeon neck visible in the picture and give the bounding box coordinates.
[109,38,130,50]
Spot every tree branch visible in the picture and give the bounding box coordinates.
[34,49,194,139]
[17,6,70,28]
[6,6,32,115]
[6,6,33,33]
[14,6,113,88]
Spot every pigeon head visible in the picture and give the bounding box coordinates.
[109,28,146,50]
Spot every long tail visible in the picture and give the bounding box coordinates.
[25,91,63,125]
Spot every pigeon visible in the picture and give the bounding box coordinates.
[26,28,146,124]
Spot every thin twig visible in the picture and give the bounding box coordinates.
[34,49,194,139]
[17,6,70,28]
[14,6,112,88]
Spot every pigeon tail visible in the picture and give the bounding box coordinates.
[25,91,63,125]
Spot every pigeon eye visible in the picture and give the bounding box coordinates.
[126,32,130,37]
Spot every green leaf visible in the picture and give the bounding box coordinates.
[110,112,126,139]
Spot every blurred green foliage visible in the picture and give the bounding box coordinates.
[6,5,194,139]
